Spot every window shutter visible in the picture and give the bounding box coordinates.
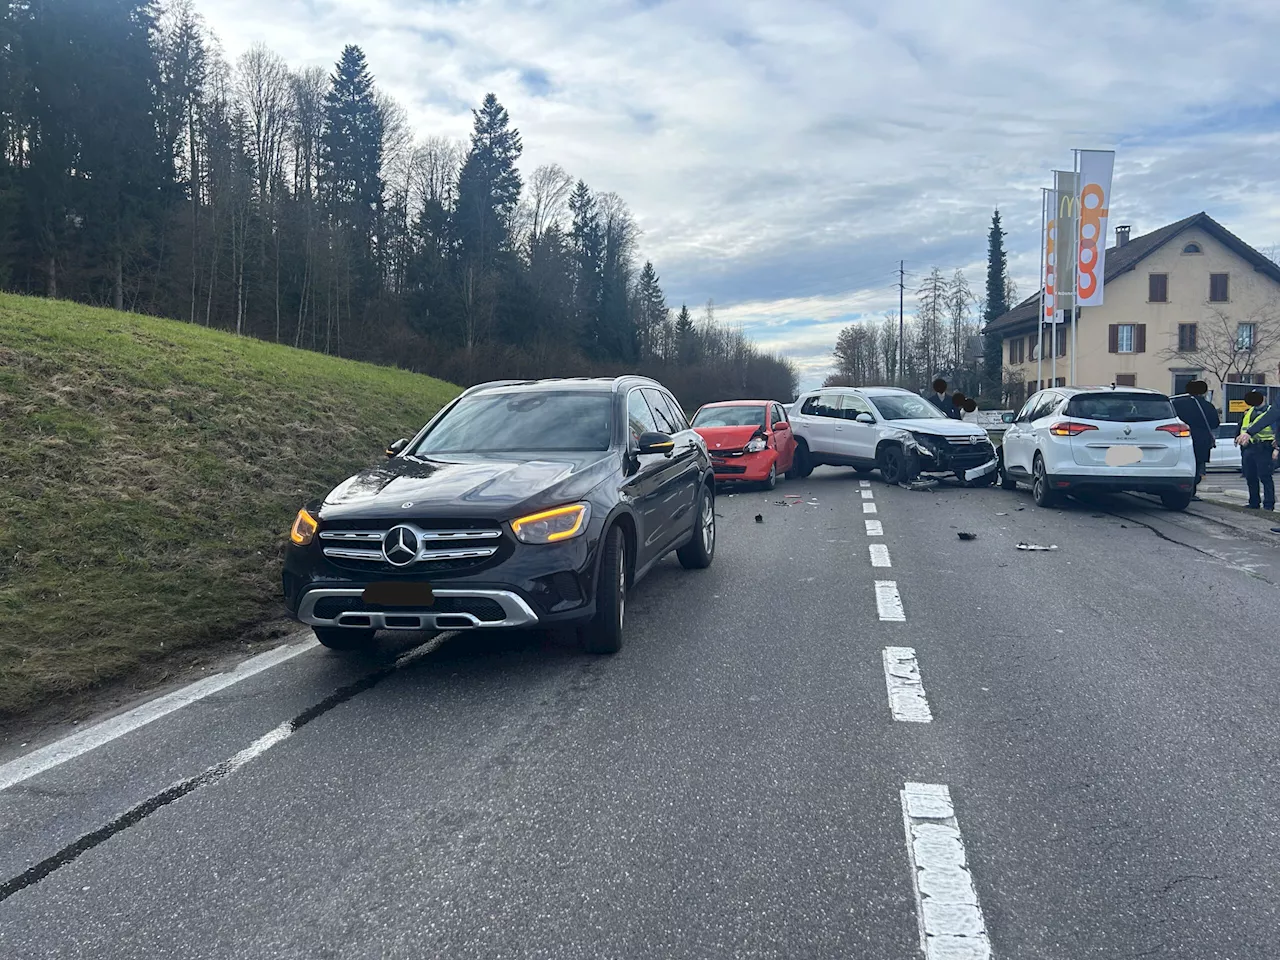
[1136,324,1147,353]
[1108,324,1119,353]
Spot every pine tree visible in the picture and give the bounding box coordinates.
[568,179,602,353]
[455,93,522,273]
[675,303,697,365]
[321,45,383,265]
[982,209,1011,397]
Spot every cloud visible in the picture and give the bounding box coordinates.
[197,0,1280,391]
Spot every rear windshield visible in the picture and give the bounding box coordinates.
[1064,392,1176,423]
[692,405,766,428]
[412,390,613,454]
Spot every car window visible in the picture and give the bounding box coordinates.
[662,392,691,432]
[1014,396,1039,423]
[691,403,767,428]
[799,395,823,417]
[1064,392,1177,423]
[867,394,948,421]
[643,388,683,434]
[414,390,614,454]
[773,403,788,426]
[839,394,874,420]
[627,389,661,442]
[1031,393,1062,421]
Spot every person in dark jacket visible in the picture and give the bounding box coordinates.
[924,379,959,418]
[1170,380,1220,496]
[1235,390,1277,511]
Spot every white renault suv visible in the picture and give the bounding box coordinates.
[788,386,998,485]
[998,385,1197,510]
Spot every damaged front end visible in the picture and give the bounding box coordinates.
[891,429,998,484]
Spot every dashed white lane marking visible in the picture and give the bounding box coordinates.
[865,519,884,536]
[861,489,875,500]
[875,580,906,621]
[863,502,878,514]
[882,647,932,722]
[860,480,871,487]
[901,782,992,959]
[0,637,319,793]
[869,543,892,567]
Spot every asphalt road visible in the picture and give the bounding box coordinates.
[3,467,1280,958]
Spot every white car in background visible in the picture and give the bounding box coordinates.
[788,386,998,485]
[998,385,1197,510]
[1207,421,1242,472]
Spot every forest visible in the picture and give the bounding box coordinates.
[0,0,798,408]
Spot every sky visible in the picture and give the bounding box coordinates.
[196,0,1280,391]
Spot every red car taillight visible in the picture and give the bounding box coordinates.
[1048,421,1098,437]
[1157,422,1191,438]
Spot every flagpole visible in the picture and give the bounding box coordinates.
[1071,150,1080,386]
[1038,188,1046,393]
[1051,185,1057,392]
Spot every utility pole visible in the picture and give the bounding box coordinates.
[898,260,905,387]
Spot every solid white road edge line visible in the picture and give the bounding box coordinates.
[863,502,878,514]
[882,647,932,722]
[865,519,884,536]
[869,544,892,567]
[861,489,875,499]
[900,782,992,959]
[875,580,906,621]
[0,637,320,793]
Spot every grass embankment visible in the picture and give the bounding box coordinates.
[0,293,460,721]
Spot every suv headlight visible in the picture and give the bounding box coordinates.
[511,503,591,544]
[745,436,767,453]
[909,432,941,457]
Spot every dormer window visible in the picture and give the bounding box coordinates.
[1182,242,1203,254]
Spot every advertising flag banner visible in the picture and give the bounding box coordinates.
[1076,150,1115,307]
[1043,186,1058,325]
[1053,170,1077,317]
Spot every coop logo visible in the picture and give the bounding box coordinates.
[1043,216,1057,322]
[1077,183,1108,301]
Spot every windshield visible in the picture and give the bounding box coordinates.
[692,404,766,428]
[868,395,948,421]
[412,390,614,454]
[1064,393,1176,423]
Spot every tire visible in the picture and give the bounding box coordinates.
[762,462,778,490]
[1031,454,1058,508]
[998,450,1018,490]
[878,444,914,485]
[677,482,716,570]
[578,525,627,654]
[1161,490,1193,511]
[313,626,377,652]
[790,441,813,479]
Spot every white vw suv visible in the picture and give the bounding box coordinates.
[788,386,998,485]
[998,385,1197,510]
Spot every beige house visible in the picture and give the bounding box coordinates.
[987,213,1280,410]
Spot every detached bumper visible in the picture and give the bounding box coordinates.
[911,441,998,480]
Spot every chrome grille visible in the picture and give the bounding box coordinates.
[318,524,503,567]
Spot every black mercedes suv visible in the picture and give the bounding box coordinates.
[282,376,717,654]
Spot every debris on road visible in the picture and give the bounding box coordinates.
[995,512,1008,516]
[957,532,977,541]
[899,479,938,491]
[755,514,763,523]
[1016,542,1058,551]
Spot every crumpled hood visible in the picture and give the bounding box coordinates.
[885,418,989,439]
[694,425,764,452]
[317,453,610,521]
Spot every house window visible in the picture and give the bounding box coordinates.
[1008,337,1025,364]
[1115,374,1137,387]
[1238,322,1256,350]
[1238,373,1267,385]
[1173,373,1200,394]
[1177,323,1198,352]
[1055,326,1067,357]
[1210,273,1230,302]
[1028,332,1039,361]
[1149,273,1168,302]
[1054,377,1065,387]
[1182,242,1202,255]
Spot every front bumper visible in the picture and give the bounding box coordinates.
[911,440,999,480]
[296,587,539,631]
[711,449,776,482]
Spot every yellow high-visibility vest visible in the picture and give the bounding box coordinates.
[1243,405,1275,442]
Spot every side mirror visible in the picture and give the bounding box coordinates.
[855,412,875,425]
[386,438,409,458]
[1001,413,1015,424]
[637,431,675,456]
[773,421,789,431]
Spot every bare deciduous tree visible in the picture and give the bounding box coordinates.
[526,163,573,247]
[1160,298,1280,389]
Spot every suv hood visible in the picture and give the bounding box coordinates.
[887,418,988,439]
[317,453,611,521]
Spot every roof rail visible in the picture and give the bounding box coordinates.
[461,379,538,395]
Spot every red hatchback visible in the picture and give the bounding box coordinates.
[691,400,798,490]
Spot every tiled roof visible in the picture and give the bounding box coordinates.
[984,212,1280,333]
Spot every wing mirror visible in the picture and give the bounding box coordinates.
[773,421,789,431]
[386,438,409,458]
[637,431,676,456]
[1001,413,1015,424]
[855,412,875,425]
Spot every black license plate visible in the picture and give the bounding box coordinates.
[362,582,434,607]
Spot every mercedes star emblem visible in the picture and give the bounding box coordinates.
[382,525,419,566]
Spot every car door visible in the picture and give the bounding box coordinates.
[836,393,879,463]
[619,388,677,570]
[1003,393,1043,475]
[791,393,830,460]
[643,387,701,531]
[808,392,844,459]
[770,402,796,470]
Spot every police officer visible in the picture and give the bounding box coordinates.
[1235,390,1277,511]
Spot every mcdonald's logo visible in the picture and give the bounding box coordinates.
[1058,195,1078,219]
